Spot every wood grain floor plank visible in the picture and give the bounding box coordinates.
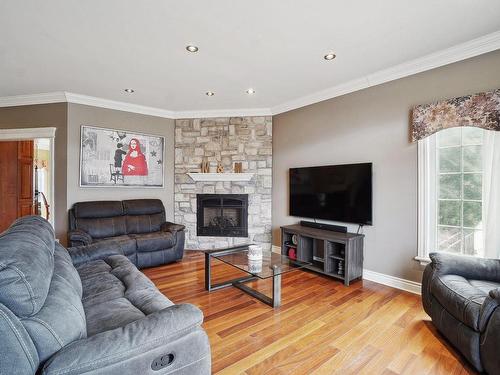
[142,251,478,375]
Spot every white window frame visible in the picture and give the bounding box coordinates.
[417,129,486,264]
[416,137,437,264]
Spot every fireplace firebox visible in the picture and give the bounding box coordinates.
[197,194,248,237]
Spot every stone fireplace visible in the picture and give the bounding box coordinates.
[197,194,248,237]
[174,116,272,250]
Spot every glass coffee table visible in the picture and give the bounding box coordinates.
[202,244,310,308]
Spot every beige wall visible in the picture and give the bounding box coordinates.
[67,104,175,221]
[272,50,500,283]
[0,103,68,243]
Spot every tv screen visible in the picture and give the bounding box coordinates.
[289,163,372,225]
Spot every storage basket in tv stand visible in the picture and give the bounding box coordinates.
[280,224,364,286]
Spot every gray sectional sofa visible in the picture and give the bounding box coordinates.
[68,199,185,268]
[0,216,211,375]
[422,252,500,374]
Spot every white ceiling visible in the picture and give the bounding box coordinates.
[1,0,500,115]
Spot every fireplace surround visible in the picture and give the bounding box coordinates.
[197,194,248,237]
[174,116,272,250]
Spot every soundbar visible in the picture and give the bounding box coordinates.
[300,221,348,233]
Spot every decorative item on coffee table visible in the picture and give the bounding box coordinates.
[248,245,263,274]
[247,244,263,260]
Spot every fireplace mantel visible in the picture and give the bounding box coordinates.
[187,172,254,182]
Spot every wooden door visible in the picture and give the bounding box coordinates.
[0,140,34,233]
[17,141,34,217]
[0,142,19,232]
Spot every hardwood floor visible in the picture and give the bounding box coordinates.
[143,251,477,375]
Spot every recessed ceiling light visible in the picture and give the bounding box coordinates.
[246,88,256,95]
[206,91,215,96]
[124,88,135,93]
[324,53,336,61]
[186,45,199,53]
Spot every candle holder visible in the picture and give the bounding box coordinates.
[247,244,263,260]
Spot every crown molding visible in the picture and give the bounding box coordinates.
[1,31,499,118]
[64,92,176,119]
[0,91,271,119]
[270,30,500,115]
[0,92,67,107]
[173,107,272,119]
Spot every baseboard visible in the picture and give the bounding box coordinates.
[362,269,421,295]
[275,244,421,295]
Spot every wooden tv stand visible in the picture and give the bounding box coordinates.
[280,224,364,286]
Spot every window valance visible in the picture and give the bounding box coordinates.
[411,89,500,142]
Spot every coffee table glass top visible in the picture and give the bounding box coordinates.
[205,245,310,279]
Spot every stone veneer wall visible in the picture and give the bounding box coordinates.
[174,116,272,250]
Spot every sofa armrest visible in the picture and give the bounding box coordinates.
[67,229,93,247]
[161,221,186,234]
[41,304,210,375]
[479,288,500,332]
[67,241,124,267]
[479,288,500,374]
[429,252,500,282]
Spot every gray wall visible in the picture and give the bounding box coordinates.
[0,103,68,243]
[67,104,175,220]
[272,50,500,283]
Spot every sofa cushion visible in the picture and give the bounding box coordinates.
[75,216,127,239]
[77,255,173,336]
[431,274,492,331]
[21,244,86,362]
[469,279,500,295]
[94,235,137,256]
[136,249,180,269]
[0,216,55,317]
[73,201,124,219]
[123,199,164,215]
[132,231,175,252]
[126,213,164,234]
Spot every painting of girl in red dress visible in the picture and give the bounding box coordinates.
[81,126,163,187]
[122,138,148,176]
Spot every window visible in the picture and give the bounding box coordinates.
[437,127,483,256]
[418,127,485,261]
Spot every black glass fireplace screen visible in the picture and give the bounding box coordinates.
[197,194,248,237]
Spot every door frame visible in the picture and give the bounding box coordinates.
[0,127,56,227]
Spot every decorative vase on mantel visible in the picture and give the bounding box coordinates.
[201,158,209,173]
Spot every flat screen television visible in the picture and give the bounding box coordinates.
[289,163,372,225]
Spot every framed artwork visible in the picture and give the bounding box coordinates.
[80,125,165,187]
